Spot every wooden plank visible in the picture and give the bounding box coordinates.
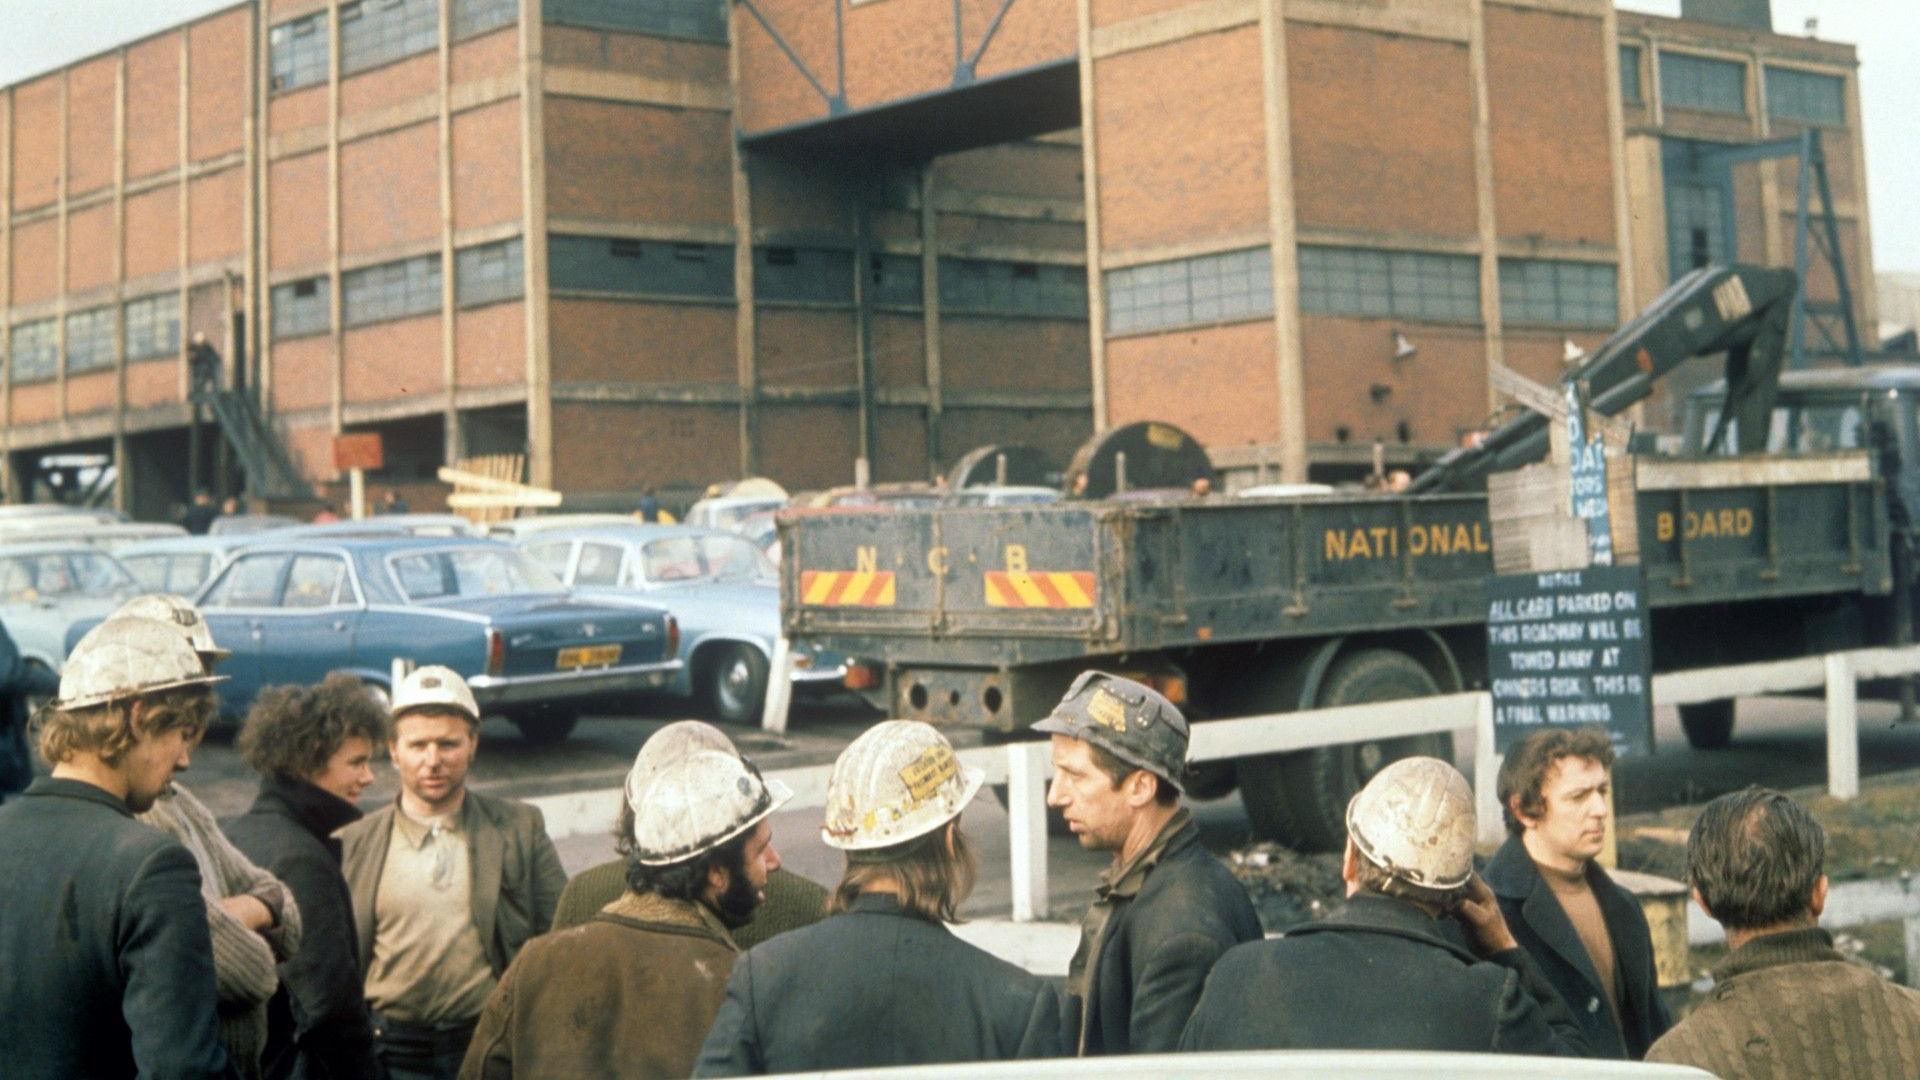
[447,491,563,509]
[1635,452,1872,491]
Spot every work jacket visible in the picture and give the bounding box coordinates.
[0,777,234,1078]
[459,892,741,1079]
[1179,892,1590,1055]
[1484,835,1673,1059]
[694,892,1063,1075]
[551,859,826,949]
[338,789,568,983]
[1066,809,1262,1055]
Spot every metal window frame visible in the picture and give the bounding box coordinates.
[269,11,330,94]
[63,306,117,375]
[1659,51,1748,115]
[1765,66,1845,127]
[455,236,526,308]
[452,0,520,40]
[271,276,333,340]
[340,0,440,77]
[343,254,443,327]
[544,0,727,43]
[9,318,58,383]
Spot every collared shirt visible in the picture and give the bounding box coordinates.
[362,801,496,1024]
[1065,807,1191,1054]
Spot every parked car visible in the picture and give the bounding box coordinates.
[68,536,682,745]
[518,524,847,724]
[207,513,300,536]
[0,519,186,551]
[483,513,639,540]
[686,493,788,533]
[295,513,479,538]
[115,533,263,596]
[0,543,142,675]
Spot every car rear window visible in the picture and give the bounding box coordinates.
[389,547,560,601]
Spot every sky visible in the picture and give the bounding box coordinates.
[0,0,1912,273]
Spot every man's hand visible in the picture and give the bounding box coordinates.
[218,894,274,934]
[1451,872,1519,957]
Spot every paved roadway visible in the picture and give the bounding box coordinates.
[118,690,1920,920]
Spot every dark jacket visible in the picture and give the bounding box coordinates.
[0,777,234,1078]
[0,620,52,802]
[461,891,742,1079]
[693,892,1063,1075]
[338,789,568,981]
[1485,835,1673,1059]
[1647,926,1920,1078]
[1178,892,1591,1056]
[553,859,827,949]
[1068,810,1262,1055]
[226,777,384,1080]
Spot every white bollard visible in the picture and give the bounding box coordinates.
[390,656,415,696]
[1826,651,1860,800]
[760,637,795,735]
[1008,741,1051,923]
[1472,693,1505,846]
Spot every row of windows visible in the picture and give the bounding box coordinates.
[340,0,440,77]
[1499,260,1618,330]
[549,235,735,301]
[5,296,186,383]
[344,254,441,327]
[273,238,527,340]
[545,0,725,42]
[10,320,57,383]
[125,295,182,362]
[269,12,328,92]
[456,238,525,308]
[1622,45,1847,126]
[270,0,518,94]
[1300,246,1481,324]
[940,259,1086,319]
[453,0,519,39]
[1108,248,1273,336]
[1767,66,1846,125]
[64,308,115,374]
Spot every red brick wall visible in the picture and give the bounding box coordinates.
[66,204,116,293]
[188,10,249,162]
[871,313,926,390]
[9,382,58,426]
[756,309,854,391]
[1298,316,1488,446]
[66,371,116,416]
[551,401,740,491]
[341,51,436,119]
[455,301,525,387]
[544,27,726,82]
[269,83,326,134]
[270,334,333,412]
[127,358,182,408]
[11,75,61,211]
[543,99,731,226]
[755,404,859,491]
[1486,7,1615,246]
[1107,321,1280,448]
[939,406,1090,469]
[941,316,1090,392]
[344,316,443,403]
[189,168,246,264]
[339,122,439,254]
[66,57,117,198]
[125,36,181,181]
[452,25,520,84]
[549,299,735,385]
[124,187,181,282]
[268,151,329,270]
[451,99,522,232]
[10,218,57,306]
[284,422,340,484]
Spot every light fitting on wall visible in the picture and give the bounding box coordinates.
[1369,383,1394,403]
[1392,330,1417,361]
[1563,338,1587,364]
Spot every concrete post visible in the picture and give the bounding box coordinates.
[1826,650,1859,799]
[1474,692,1504,846]
[761,637,794,735]
[1008,741,1051,923]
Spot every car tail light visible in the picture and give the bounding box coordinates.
[486,628,506,677]
[665,616,680,658]
[843,662,879,691]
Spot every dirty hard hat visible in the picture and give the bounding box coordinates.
[391,665,480,722]
[630,747,792,865]
[823,719,984,852]
[624,720,737,811]
[1031,671,1189,792]
[105,594,230,666]
[1346,756,1475,891]
[54,615,229,712]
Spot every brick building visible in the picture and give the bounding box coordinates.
[0,0,1875,516]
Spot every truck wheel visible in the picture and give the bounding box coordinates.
[1236,649,1449,852]
[702,645,769,726]
[1677,700,1735,749]
[513,711,579,747]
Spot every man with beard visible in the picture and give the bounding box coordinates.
[459,732,791,1078]
[338,666,566,1080]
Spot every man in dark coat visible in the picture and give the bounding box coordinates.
[225,674,388,1080]
[0,616,234,1078]
[696,721,1062,1075]
[0,616,54,805]
[1181,757,1588,1056]
[1035,672,1260,1055]
[1489,727,1671,1059]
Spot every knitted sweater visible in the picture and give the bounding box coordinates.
[553,859,826,949]
[1646,926,1920,1079]
[139,783,303,1079]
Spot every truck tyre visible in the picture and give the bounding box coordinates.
[1236,648,1449,852]
[702,644,769,726]
[1677,700,1735,749]
[513,711,580,747]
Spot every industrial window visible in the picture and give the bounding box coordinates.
[340,0,439,76]
[9,319,58,383]
[940,259,1086,319]
[545,0,727,42]
[1660,52,1746,115]
[344,254,443,327]
[871,255,923,309]
[272,277,331,340]
[456,237,525,307]
[1498,259,1618,329]
[124,294,181,362]
[1619,45,1642,104]
[64,307,116,374]
[1106,247,1271,335]
[755,246,854,305]
[1767,67,1846,126]
[548,234,734,301]
[453,0,519,39]
[269,12,329,93]
[1297,246,1481,324]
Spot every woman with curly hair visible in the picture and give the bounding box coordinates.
[226,673,390,1080]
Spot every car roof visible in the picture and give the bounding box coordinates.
[233,534,506,555]
[115,534,259,557]
[0,542,123,557]
[519,523,735,544]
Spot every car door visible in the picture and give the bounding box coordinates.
[197,551,292,714]
[257,552,362,689]
[571,540,628,598]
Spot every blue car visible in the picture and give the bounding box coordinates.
[77,535,682,745]
[115,533,263,596]
[517,524,846,725]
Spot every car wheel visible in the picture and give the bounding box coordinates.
[704,645,769,726]
[513,711,579,747]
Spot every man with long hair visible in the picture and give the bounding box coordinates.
[695,720,1062,1075]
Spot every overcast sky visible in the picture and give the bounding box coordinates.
[0,0,1912,273]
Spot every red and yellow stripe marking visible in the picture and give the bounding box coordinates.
[800,570,897,607]
[984,571,1096,609]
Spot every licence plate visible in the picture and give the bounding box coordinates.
[555,644,622,670]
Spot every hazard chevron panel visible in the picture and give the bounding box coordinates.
[983,571,1096,609]
[799,570,898,607]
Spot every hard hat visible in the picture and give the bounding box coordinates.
[630,748,792,865]
[1031,671,1189,792]
[54,615,229,712]
[391,665,480,722]
[822,720,984,852]
[1346,756,1475,891]
[107,594,230,665]
[624,720,736,811]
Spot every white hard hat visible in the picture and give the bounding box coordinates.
[107,594,230,665]
[1346,756,1476,891]
[391,665,480,722]
[624,721,736,811]
[629,748,792,865]
[55,615,228,712]
[822,720,983,852]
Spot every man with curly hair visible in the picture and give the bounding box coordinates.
[228,673,390,1080]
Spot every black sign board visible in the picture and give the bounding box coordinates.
[1486,563,1652,756]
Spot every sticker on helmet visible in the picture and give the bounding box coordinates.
[899,745,959,803]
[1086,687,1129,733]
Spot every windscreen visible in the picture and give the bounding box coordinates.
[0,551,136,602]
